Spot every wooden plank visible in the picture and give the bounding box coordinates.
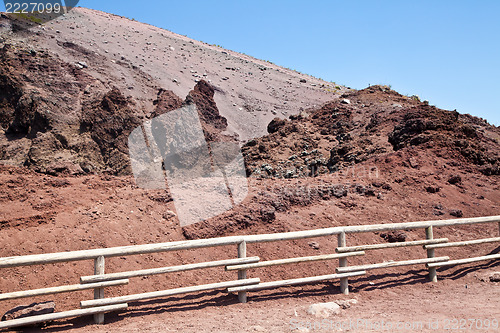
[338,232,349,295]
[0,280,129,301]
[237,241,248,303]
[0,237,246,268]
[242,216,500,243]
[93,256,105,324]
[336,238,449,253]
[80,278,260,308]
[0,303,128,330]
[81,257,260,283]
[426,226,438,282]
[227,271,366,293]
[336,257,450,273]
[225,252,365,271]
[426,254,500,268]
[424,237,500,250]
[340,216,500,235]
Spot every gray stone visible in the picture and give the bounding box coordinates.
[426,186,440,193]
[163,210,177,219]
[308,241,320,250]
[409,157,419,168]
[306,302,341,318]
[448,175,462,185]
[449,209,463,218]
[489,273,500,282]
[335,299,358,309]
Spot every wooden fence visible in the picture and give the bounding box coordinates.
[0,215,499,330]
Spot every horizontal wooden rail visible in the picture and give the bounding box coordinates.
[426,254,500,268]
[227,271,366,293]
[80,278,260,308]
[242,216,500,244]
[1,216,498,268]
[81,257,260,284]
[225,252,365,271]
[336,238,449,253]
[424,237,500,250]
[0,237,247,269]
[0,303,128,330]
[336,257,450,273]
[0,279,129,302]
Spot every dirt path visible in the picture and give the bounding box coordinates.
[17,263,499,333]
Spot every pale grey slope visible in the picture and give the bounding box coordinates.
[22,7,347,141]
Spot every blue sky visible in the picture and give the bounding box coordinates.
[3,1,499,125]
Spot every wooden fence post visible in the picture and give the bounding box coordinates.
[337,232,349,295]
[93,256,106,324]
[425,226,437,282]
[237,241,247,303]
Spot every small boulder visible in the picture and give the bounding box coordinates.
[426,186,440,193]
[306,302,341,318]
[489,273,500,282]
[267,118,286,134]
[433,209,445,216]
[308,241,320,250]
[380,231,407,243]
[162,210,177,219]
[335,299,358,309]
[382,184,392,191]
[449,209,463,218]
[341,98,351,104]
[409,157,419,168]
[45,162,84,176]
[260,206,276,223]
[355,185,375,196]
[331,186,348,198]
[448,175,462,185]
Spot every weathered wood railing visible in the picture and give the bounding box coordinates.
[0,215,499,330]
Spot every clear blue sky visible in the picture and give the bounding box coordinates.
[3,1,499,125]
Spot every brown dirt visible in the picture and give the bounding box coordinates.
[0,153,499,332]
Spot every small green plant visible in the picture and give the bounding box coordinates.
[13,12,43,24]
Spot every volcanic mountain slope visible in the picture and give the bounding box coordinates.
[0,8,347,175]
[0,10,499,327]
[0,31,227,175]
[0,8,344,142]
[242,85,500,179]
[182,86,500,238]
[0,35,247,175]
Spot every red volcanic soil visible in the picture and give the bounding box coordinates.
[0,138,499,332]
[0,8,499,333]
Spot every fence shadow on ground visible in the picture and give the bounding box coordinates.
[18,257,500,333]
